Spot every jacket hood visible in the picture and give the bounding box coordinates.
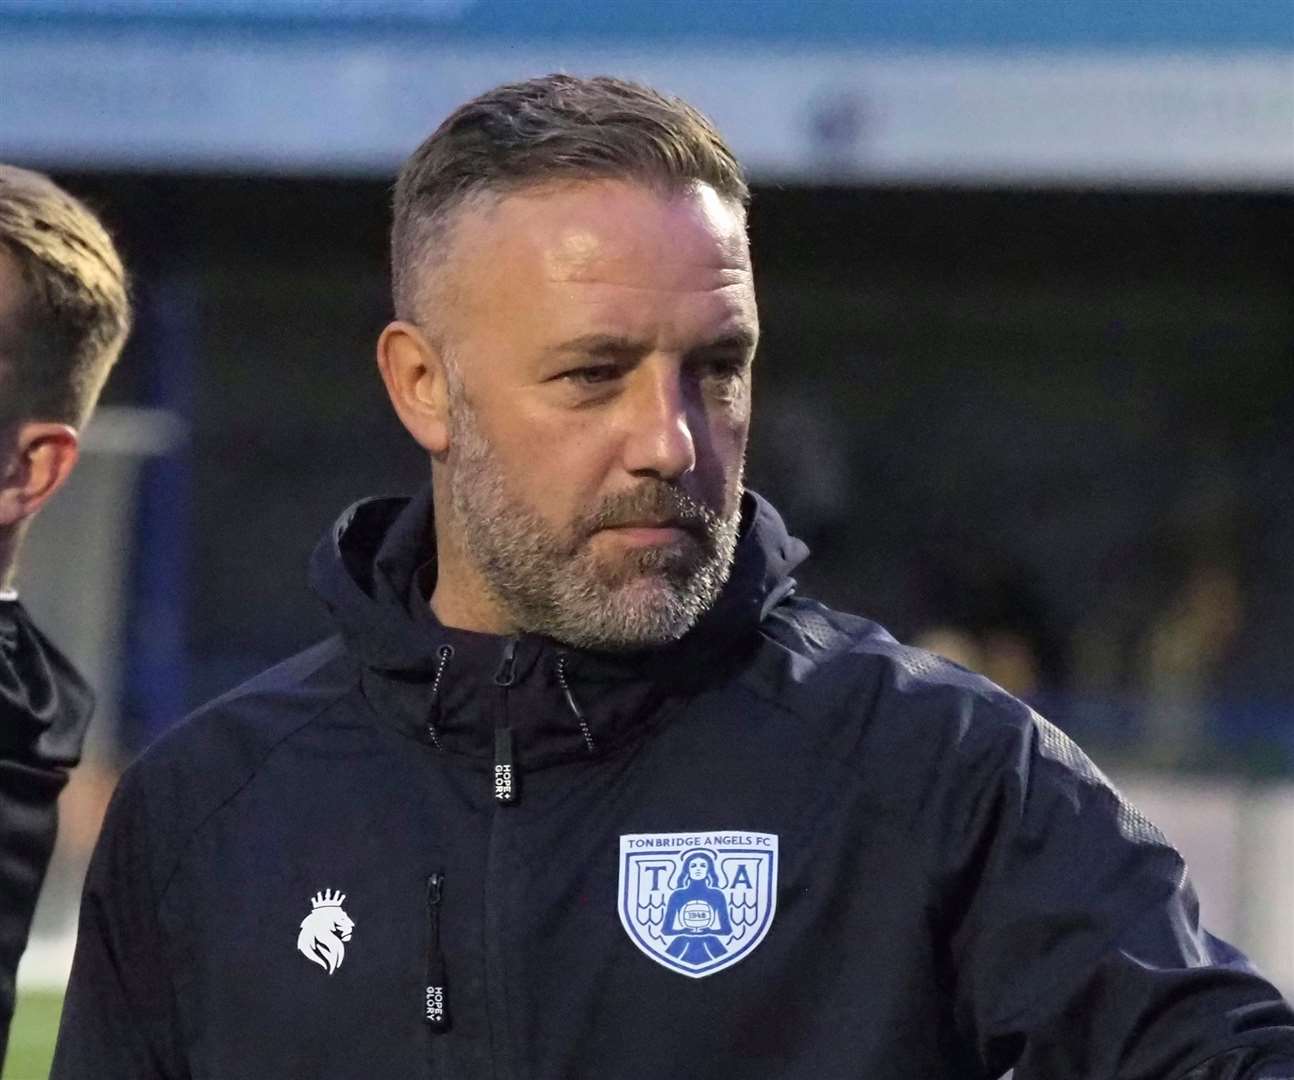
[309,485,807,680]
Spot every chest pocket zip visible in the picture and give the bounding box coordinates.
[424,872,450,1033]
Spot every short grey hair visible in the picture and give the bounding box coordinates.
[391,73,748,323]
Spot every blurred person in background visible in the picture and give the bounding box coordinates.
[0,165,130,1066]
[1139,557,1245,767]
[909,541,1066,705]
[54,76,1294,1079]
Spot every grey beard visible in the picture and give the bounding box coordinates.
[444,397,741,651]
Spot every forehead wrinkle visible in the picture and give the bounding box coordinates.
[544,319,759,362]
[544,246,751,283]
[543,231,752,293]
[552,279,757,336]
[544,275,753,297]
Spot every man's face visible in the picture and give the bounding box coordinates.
[433,178,758,650]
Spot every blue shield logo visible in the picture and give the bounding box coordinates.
[618,831,778,978]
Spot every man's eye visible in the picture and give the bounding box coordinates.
[697,358,748,388]
[698,356,747,379]
[563,365,621,385]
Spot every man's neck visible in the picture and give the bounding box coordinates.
[426,506,516,636]
[429,552,518,635]
[427,470,522,633]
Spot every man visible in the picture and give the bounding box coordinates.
[0,165,130,1064]
[54,76,1294,1078]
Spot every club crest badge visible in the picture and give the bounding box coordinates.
[619,831,778,979]
[297,888,354,975]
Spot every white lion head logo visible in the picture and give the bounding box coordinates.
[297,889,354,975]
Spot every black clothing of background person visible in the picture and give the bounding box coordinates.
[0,595,93,1062]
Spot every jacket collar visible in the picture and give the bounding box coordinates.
[309,485,806,765]
[0,598,94,765]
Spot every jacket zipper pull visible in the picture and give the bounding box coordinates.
[494,726,517,805]
[493,638,519,804]
[424,873,450,1032]
[493,637,518,687]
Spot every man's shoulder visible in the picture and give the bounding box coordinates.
[104,636,360,866]
[751,596,1126,842]
[759,594,1015,709]
[145,634,357,770]
[753,595,1044,764]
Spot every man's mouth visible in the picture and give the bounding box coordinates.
[582,486,717,550]
[599,521,691,546]
[609,516,684,529]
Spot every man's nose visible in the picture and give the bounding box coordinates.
[622,364,697,482]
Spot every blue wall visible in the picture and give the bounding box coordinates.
[6,0,1293,49]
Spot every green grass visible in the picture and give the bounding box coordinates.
[3,991,62,1080]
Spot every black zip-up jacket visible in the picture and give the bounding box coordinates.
[53,490,1294,1078]
[1,596,94,1065]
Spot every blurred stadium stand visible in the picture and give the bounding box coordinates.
[2,0,1291,1011]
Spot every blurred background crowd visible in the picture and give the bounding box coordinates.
[1,0,1291,1073]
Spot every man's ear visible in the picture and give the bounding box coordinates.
[376,320,452,456]
[0,422,80,528]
